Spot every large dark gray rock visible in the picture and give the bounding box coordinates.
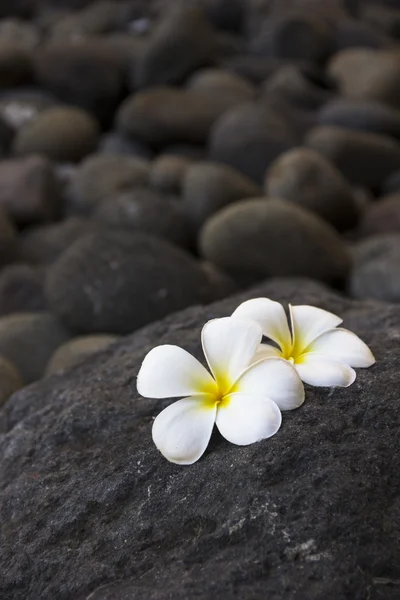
[45,231,221,335]
[0,278,398,600]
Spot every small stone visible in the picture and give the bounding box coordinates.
[18,218,95,265]
[93,189,191,248]
[45,334,119,375]
[183,161,261,231]
[13,107,99,163]
[186,68,257,103]
[328,49,400,109]
[381,169,400,195]
[0,155,60,225]
[68,154,150,214]
[357,193,400,237]
[199,198,351,285]
[0,209,16,267]
[318,98,400,140]
[265,147,359,231]
[209,101,295,183]
[263,63,335,111]
[33,40,125,124]
[135,7,216,88]
[305,126,400,188]
[116,85,257,147]
[0,18,39,50]
[0,355,22,407]
[202,0,245,33]
[221,55,287,84]
[0,312,70,383]
[249,12,333,61]
[0,264,47,316]
[45,231,218,334]
[98,132,152,159]
[349,234,400,302]
[162,144,207,161]
[150,155,192,194]
[334,18,391,51]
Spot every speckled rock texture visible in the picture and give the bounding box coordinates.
[0,278,398,600]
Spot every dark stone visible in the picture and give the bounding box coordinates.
[209,101,295,184]
[32,40,125,125]
[349,234,400,302]
[249,12,333,62]
[0,44,32,89]
[18,218,95,265]
[328,49,400,109]
[68,154,150,215]
[199,198,351,285]
[45,334,119,376]
[162,144,207,161]
[381,169,400,195]
[0,355,22,407]
[93,189,191,248]
[306,126,400,189]
[135,7,216,88]
[186,68,257,103]
[220,55,290,84]
[361,3,400,39]
[263,64,335,110]
[150,155,192,194]
[0,209,16,267]
[202,0,245,33]
[117,85,256,148]
[45,231,220,335]
[0,155,60,225]
[0,264,47,316]
[264,147,359,231]
[358,194,400,237]
[318,98,400,140]
[0,18,39,50]
[98,133,153,160]
[0,278,398,600]
[334,18,391,51]
[0,312,70,383]
[183,161,261,231]
[13,107,100,163]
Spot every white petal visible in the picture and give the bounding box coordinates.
[290,304,343,353]
[253,343,283,362]
[232,298,292,353]
[137,345,216,399]
[216,394,282,445]
[152,396,216,464]
[201,317,262,394]
[234,357,305,411]
[295,355,356,387]
[307,328,376,368]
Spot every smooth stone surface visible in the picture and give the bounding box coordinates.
[0,312,70,383]
[0,355,22,407]
[98,133,153,160]
[334,18,391,51]
[328,49,400,109]
[183,161,261,231]
[13,106,100,163]
[150,155,192,194]
[318,98,400,140]
[45,231,219,335]
[381,169,400,195]
[0,278,398,600]
[0,43,31,89]
[0,209,16,267]
[135,7,216,88]
[18,218,95,265]
[306,126,400,188]
[0,87,57,130]
[209,101,295,184]
[263,64,335,110]
[0,155,59,224]
[265,147,359,231]
[0,264,47,315]
[93,189,191,248]
[200,198,352,285]
[68,155,150,214]
[358,194,400,237]
[33,40,125,124]
[186,68,257,102]
[45,334,119,375]
[349,234,400,302]
[117,85,256,147]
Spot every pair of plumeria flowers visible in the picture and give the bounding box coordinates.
[137,298,375,465]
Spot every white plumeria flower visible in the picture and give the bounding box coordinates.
[232,298,375,388]
[137,317,305,465]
